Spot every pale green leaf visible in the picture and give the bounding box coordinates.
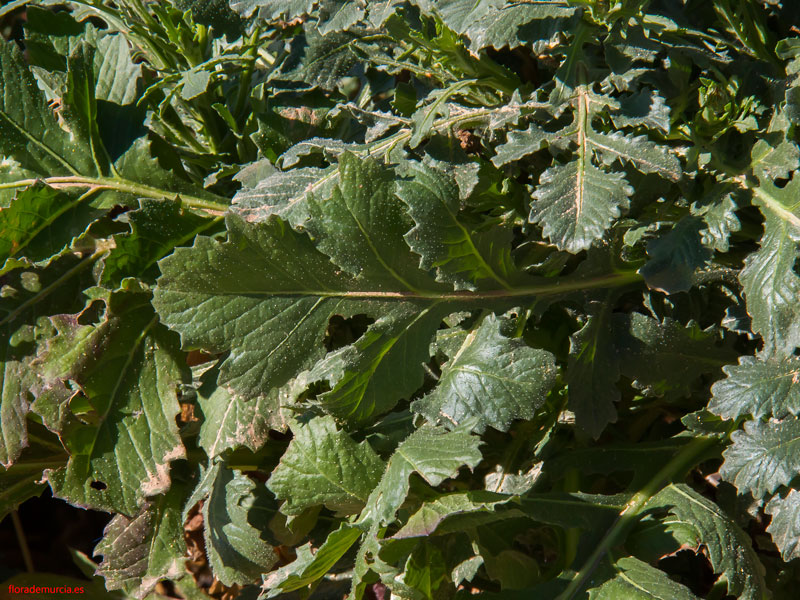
[93,33,142,105]
[229,0,314,19]
[451,2,577,53]
[232,165,336,228]
[318,0,366,35]
[692,185,741,253]
[750,138,800,181]
[610,89,671,133]
[590,130,681,181]
[394,490,513,538]
[276,28,362,91]
[491,123,549,167]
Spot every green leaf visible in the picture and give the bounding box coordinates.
[63,42,110,177]
[0,183,102,275]
[155,155,453,404]
[267,415,384,515]
[567,300,621,439]
[709,354,800,420]
[318,0,366,35]
[306,304,447,424]
[262,524,362,596]
[0,428,66,520]
[588,556,698,600]
[111,137,223,209]
[42,290,188,516]
[306,152,439,291]
[518,492,626,530]
[228,0,314,19]
[692,184,741,253]
[202,464,280,586]
[616,313,733,400]
[646,484,767,600]
[741,174,800,354]
[0,39,95,177]
[92,33,142,105]
[412,314,557,433]
[276,28,363,91]
[765,488,800,562]
[394,490,513,538]
[398,162,520,290]
[95,482,189,599]
[589,130,682,182]
[720,417,800,498]
[610,89,671,133]
[639,217,712,294]
[197,370,292,459]
[527,85,681,253]
[232,165,336,228]
[491,123,549,167]
[1,254,96,468]
[439,1,577,53]
[530,160,631,254]
[402,541,448,600]
[153,212,357,398]
[101,198,215,288]
[750,138,800,181]
[361,425,483,527]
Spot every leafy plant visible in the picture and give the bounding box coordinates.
[1,0,800,598]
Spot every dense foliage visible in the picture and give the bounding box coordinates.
[2,0,800,597]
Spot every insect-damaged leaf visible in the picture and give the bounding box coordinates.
[95,482,189,599]
[40,290,188,516]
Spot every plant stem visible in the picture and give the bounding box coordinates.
[0,176,228,214]
[11,510,34,573]
[556,435,718,600]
